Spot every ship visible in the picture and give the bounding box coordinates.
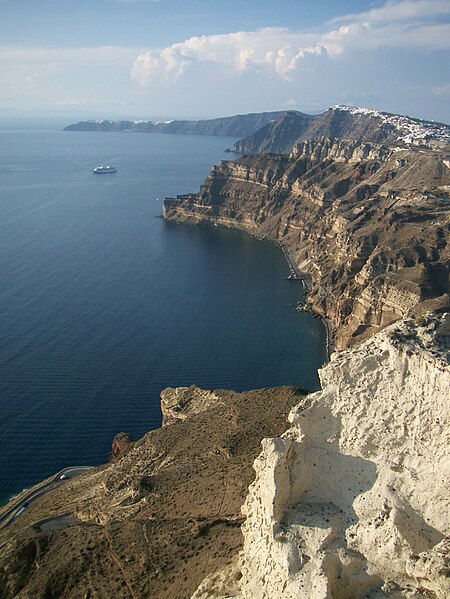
[93,165,117,174]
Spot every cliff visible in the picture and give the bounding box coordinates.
[193,312,450,599]
[2,114,449,599]
[2,319,448,599]
[63,111,299,137]
[231,106,450,154]
[0,387,304,599]
[164,137,450,349]
[64,107,450,153]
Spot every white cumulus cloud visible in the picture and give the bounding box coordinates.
[131,0,450,86]
[131,28,324,84]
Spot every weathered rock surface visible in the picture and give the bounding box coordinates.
[160,385,222,426]
[0,387,303,599]
[164,137,450,349]
[232,106,450,154]
[110,432,135,462]
[3,109,450,599]
[193,313,450,598]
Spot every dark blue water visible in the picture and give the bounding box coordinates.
[0,120,327,503]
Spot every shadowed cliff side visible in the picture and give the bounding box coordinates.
[164,137,450,349]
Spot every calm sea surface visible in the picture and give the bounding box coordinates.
[0,118,327,503]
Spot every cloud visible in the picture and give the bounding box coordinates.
[0,45,139,110]
[432,82,450,96]
[283,98,298,108]
[0,45,139,89]
[131,0,450,86]
[329,0,450,24]
[0,45,138,70]
[131,28,324,84]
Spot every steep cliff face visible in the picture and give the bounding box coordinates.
[232,106,450,154]
[64,111,298,137]
[193,313,450,599]
[65,106,449,154]
[164,138,450,349]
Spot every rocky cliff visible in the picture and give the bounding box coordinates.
[2,118,449,599]
[1,319,448,599]
[63,111,298,137]
[64,106,450,153]
[164,137,450,349]
[231,106,450,154]
[0,387,304,599]
[193,312,450,599]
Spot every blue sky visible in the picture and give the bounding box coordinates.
[0,0,449,121]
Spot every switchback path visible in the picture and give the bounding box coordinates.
[0,466,93,529]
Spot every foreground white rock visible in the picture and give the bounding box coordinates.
[193,314,450,598]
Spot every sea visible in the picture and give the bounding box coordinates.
[0,118,327,504]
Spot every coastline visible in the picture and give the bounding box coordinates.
[0,385,308,598]
[165,214,334,363]
[279,242,334,360]
[322,316,335,360]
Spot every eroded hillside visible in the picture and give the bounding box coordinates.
[0,387,303,599]
[164,138,450,348]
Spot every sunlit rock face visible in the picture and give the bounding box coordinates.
[164,138,450,349]
[221,314,448,599]
[231,105,450,155]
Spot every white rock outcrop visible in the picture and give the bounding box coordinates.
[160,385,222,426]
[193,313,450,598]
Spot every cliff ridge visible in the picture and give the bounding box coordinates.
[63,111,302,137]
[164,137,450,349]
[231,106,450,154]
[194,313,450,599]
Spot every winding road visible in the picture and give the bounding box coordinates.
[0,466,93,530]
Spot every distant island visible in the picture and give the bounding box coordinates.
[65,105,450,153]
[63,110,296,138]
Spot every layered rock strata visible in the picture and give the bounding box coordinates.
[193,313,450,599]
[164,137,450,349]
[231,106,450,154]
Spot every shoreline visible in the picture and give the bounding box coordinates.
[279,242,334,360]
[322,316,335,360]
[164,214,335,361]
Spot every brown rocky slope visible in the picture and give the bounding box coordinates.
[231,105,450,154]
[164,137,450,349]
[0,386,304,599]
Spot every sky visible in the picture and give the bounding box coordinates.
[0,0,449,122]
